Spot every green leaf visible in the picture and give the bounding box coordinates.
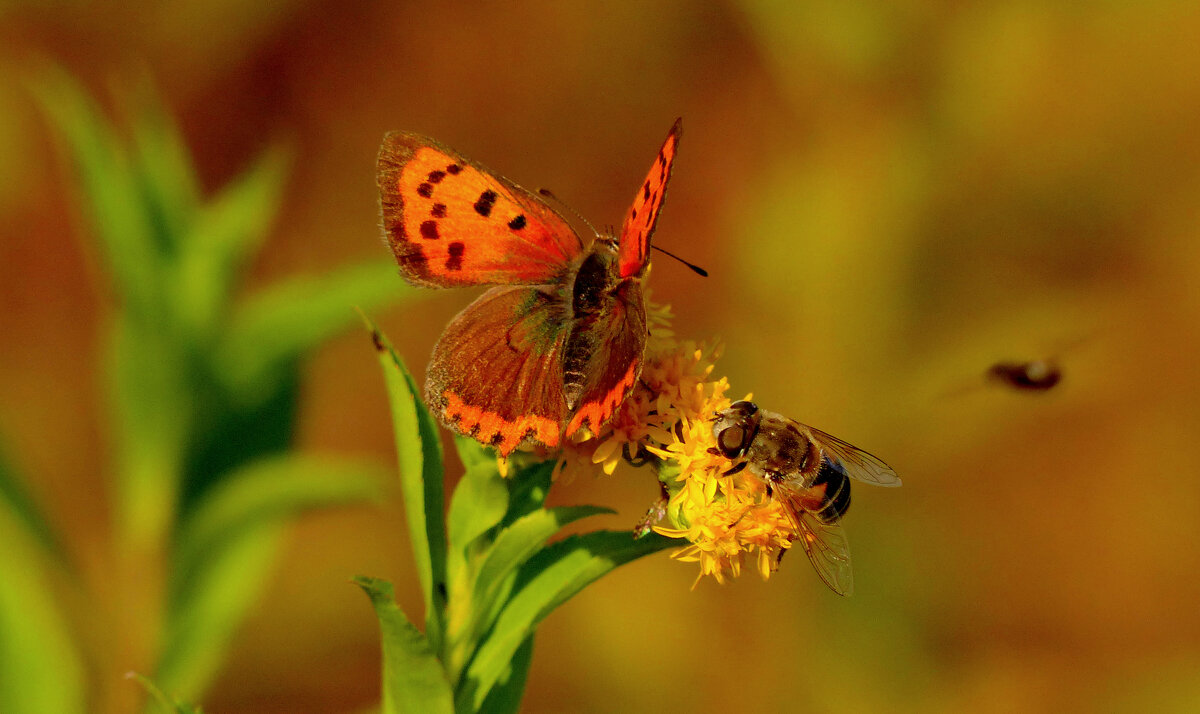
[174,145,290,340]
[355,577,454,714]
[126,79,201,255]
[108,313,193,550]
[371,327,447,652]
[0,509,86,714]
[457,531,674,711]
[156,519,284,700]
[466,506,613,646]
[128,672,205,714]
[0,439,67,564]
[32,65,164,321]
[160,456,384,699]
[477,635,532,714]
[445,459,507,574]
[217,261,415,403]
[171,454,385,597]
[452,435,494,473]
[499,461,555,528]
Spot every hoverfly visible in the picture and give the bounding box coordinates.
[711,400,900,596]
[986,359,1062,392]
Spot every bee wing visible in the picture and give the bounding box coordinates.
[806,426,901,487]
[777,491,855,596]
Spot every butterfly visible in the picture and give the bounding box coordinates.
[377,119,681,455]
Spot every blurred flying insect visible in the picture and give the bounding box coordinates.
[710,401,900,596]
[986,358,1062,392]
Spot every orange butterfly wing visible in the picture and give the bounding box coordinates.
[378,132,584,288]
[616,118,682,278]
[425,286,571,455]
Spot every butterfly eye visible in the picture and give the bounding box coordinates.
[717,425,747,457]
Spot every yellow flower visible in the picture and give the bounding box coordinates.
[558,297,796,584]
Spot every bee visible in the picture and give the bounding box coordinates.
[711,401,901,596]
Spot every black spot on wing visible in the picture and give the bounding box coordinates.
[446,241,465,271]
[474,190,498,217]
[508,214,526,231]
[427,170,446,184]
[431,203,447,218]
[417,183,433,198]
[446,163,463,175]
[419,220,439,240]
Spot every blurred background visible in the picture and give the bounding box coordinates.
[3,1,1200,712]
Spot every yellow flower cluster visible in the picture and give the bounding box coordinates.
[559,299,796,585]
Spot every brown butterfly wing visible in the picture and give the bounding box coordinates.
[564,279,647,436]
[616,118,681,278]
[424,286,572,455]
[378,132,584,288]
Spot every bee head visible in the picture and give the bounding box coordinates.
[711,400,761,459]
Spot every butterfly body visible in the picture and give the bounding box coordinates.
[378,121,679,454]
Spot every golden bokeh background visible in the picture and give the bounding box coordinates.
[3,1,1200,712]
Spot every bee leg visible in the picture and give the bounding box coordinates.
[723,461,747,476]
[764,471,787,497]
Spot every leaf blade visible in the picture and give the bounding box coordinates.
[0,509,86,714]
[160,456,384,699]
[218,261,416,402]
[457,531,674,711]
[356,577,454,714]
[370,326,448,651]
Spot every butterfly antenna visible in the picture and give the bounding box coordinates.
[540,189,707,277]
[538,188,602,239]
[651,245,708,277]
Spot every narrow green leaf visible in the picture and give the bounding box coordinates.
[355,577,454,714]
[457,531,674,711]
[217,261,416,403]
[0,440,67,563]
[449,506,612,682]
[160,456,383,699]
[370,326,447,652]
[126,79,201,254]
[171,455,385,599]
[174,146,290,339]
[0,510,86,714]
[31,65,164,320]
[108,313,192,550]
[477,635,532,714]
[452,435,494,473]
[468,506,613,643]
[499,461,555,528]
[156,519,285,700]
[446,460,507,572]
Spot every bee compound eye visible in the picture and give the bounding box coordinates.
[718,425,746,456]
[730,400,758,416]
